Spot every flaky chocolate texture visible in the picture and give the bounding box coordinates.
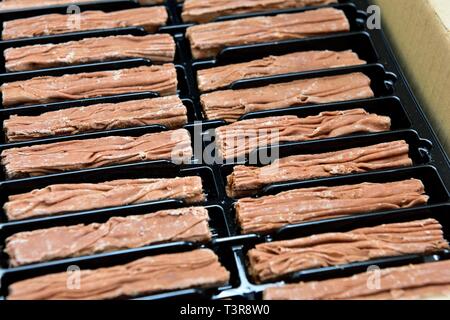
[0,0,99,11]
[7,249,230,300]
[249,219,448,283]
[1,65,178,107]
[187,8,350,59]
[4,176,205,221]
[227,140,413,198]
[2,7,168,40]
[197,50,366,92]
[0,0,165,12]
[264,259,450,300]
[201,73,374,122]
[1,129,192,179]
[4,96,188,143]
[6,207,212,267]
[5,34,176,72]
[182,0,338,23]
[215,109,391,160]
[236,179,429,234]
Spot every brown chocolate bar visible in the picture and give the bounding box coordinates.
[182,0,338,23]
[0,0,98,11]
[201,73,374,122]
[2,7,168,40]
[197,50,366,92]
[264,260,450,300]
[5,34,176,72]
[186,8,350,59]
[227,140,413,198]
[0,0,165,11]
[7,249,230,300]
[6,207,212,267]
[236,179,429,234]
[4,176,205,221]
[4,96,188,143]
[1,65,178,107]
[215,109,391,160]
[1,129,192,179]
[249,219,448,283]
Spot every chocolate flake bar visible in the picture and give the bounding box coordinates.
[264,259,450,300]
[6,207,212,267]
[201,72,374,122]
[4,176,205,221]
[197,50,366,92]
[4,95,188,142]
[5,34,176,72]
[1,129,192,179]
[2,7,168,40]
[0,0,109,11]
[215,109,391,160]
[249,219,448,283]
[227,140,412,197]
[1,65,178,107]
[182,0,338,23]
[236,179,429,234]
[7,249,230,300]
[187,8,350,59]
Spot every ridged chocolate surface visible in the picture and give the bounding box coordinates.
[236,179,429,234]
[264,260,450,300]
[1,65,178,107]
[249,219,448,283]
[5,34,176,72]
[0,0,101,10]
[187,8,350,59]
[227,140,412,197]
[1,129,192,179]
[4,176,205,221]
[0,0,164,11]
[4,96,188,143]
[7,249,230,300]
[2,7,168,40]
[201,73,374,122]
[182,0,338,23]
[197,50,366,92]
[215,109,391,159]
[6,207,212,267]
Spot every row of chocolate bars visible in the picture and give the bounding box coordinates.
[0,0,450,300]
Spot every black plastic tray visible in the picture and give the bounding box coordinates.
[231,203,450,297]
[0,0,448,301]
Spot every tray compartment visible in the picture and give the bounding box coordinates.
[223,165,449,236]
[0,163,221,225]
[231,203,450,289]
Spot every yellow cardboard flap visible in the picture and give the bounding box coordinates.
[374,0,450,152]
